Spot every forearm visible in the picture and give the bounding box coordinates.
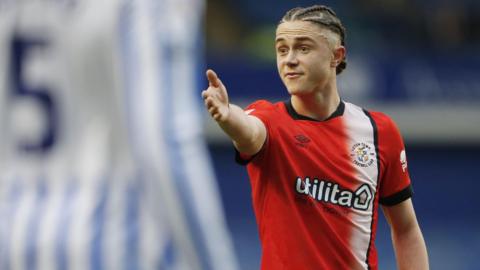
[202,69,265,155]
[217,104,263,155]
[391,225,429,270]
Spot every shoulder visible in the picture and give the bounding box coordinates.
[365,110,406,158]
[343,102,399,134]
[244,100,285,118]
[245,99,282,110]
[364,110,400,135]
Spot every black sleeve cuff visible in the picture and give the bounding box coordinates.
[234,148,257,165]
[380,184,414,206]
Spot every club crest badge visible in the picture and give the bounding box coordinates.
[350,142,375,167]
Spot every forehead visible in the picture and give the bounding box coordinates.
[276,21,329,42]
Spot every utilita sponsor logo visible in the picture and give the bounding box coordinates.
[295,177,373,211]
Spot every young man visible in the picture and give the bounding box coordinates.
[203,5,429,270]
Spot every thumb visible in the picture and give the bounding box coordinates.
[206,69,221,88]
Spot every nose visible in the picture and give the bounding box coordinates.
[285,51,299,67]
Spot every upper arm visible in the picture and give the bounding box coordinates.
[233,114,267,156]
[374,112,413,205]
[250,114,267,148]
[382,198,419,235]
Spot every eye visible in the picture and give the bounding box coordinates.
[299,46,310,53]
[277,46,288,55]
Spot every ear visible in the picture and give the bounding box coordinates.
[331,46,346,68]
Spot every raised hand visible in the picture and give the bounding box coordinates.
[202,69,230,122]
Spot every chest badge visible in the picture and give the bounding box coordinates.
[294,134,311,148]
[350,142,375,167]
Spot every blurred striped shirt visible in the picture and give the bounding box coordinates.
[0,0,238,269]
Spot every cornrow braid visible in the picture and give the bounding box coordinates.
[279,5,347,75]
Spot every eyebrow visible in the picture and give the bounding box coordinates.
[275,36,316,44]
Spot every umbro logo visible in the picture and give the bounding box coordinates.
[294,134,310,147]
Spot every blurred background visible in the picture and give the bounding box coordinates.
[204,0,480,269]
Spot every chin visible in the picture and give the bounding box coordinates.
[285,84,301,94]
[286,86,309,96]
[286,88,298,95]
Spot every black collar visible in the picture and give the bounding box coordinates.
[284,99,345,122]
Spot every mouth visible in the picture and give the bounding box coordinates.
[285,72,303,79]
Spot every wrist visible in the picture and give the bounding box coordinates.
[216,103,231,124]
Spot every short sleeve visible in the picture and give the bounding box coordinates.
[374,113,413,206]
[234,100,274,165]
[243,100,275,126]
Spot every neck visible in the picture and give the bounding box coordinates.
[290,80,340,121]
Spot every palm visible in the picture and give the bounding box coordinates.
[202,69,230,122]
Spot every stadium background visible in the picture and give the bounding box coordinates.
[204,1,480,269]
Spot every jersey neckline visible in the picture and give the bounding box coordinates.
[284,99,345,122]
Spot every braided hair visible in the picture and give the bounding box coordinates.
[279,5,347,75]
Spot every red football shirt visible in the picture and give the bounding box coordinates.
[236,100,413,270]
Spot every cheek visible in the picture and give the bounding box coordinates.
[276,58,282,70]
[307,55,330,74]
[304,60,324,77]
[276,55,287,69]
[276,60,284,78]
